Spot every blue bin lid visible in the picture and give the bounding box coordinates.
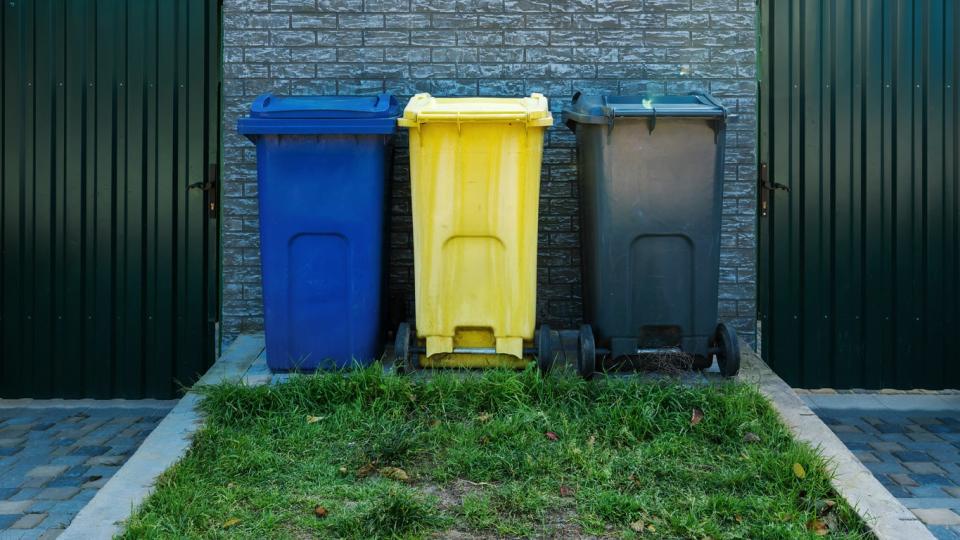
[237,93,400,136]
[563,92,727,127]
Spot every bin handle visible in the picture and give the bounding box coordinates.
[404,111,553,126]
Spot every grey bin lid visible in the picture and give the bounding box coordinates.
[563,92,727,128]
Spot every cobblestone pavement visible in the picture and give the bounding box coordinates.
[801,393,960,540]
[0,402,174,539]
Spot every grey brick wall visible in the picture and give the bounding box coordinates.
[221,0,758,345]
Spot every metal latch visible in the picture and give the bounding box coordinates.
[188,163,219,219]
[759,162,790,217]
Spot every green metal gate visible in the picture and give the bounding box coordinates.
[759,0,959,389]
[1,0,220,398]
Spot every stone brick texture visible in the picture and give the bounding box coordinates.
[221,0,758,345]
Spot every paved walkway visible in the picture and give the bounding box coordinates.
[0,401,175,539]
[801,392,960,540]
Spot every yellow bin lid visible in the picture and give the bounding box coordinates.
[398,93,554,128]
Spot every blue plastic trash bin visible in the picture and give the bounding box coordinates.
[238,93,400,371]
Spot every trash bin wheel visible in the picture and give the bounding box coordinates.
[711,322,740,377]
[577,324,596,380]
[395,322,412,373]
[537,325,553,374]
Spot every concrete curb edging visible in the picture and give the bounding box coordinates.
[740,347,933,539]
[59,335,265,539]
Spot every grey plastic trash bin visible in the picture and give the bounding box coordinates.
[563,92,740,379]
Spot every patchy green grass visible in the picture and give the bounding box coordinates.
[121,367,869,539]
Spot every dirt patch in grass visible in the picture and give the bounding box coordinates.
[120,366,870,539]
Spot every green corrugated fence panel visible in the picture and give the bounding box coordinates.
[0,0,220,398]
[759,0,959,389]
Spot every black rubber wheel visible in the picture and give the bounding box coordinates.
[711,322,741,377]
[394,322,411,373]
[537,325,553,374]
[577,324,596,380]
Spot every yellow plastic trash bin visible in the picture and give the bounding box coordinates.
[394,93,554,370]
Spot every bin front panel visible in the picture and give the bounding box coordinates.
[408,122,544,357]
[577,118,724,357]
[256,134,391,370]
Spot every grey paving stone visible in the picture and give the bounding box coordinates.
[46,498,89,516]
[84,455,124,467]
[928,525,960,539]
[46,457,85,468]
[68,446,108,457]
[11,513,46,529]
[926,449,960,462]
[911,433,947,442]
[0,515,19,530]
[914,474,959,486]
[79,477,107,489]
[870,441,906,452]
[886,484,913,498]
[875,423,906,434]
[38,528,64,539]
[913,508,960,526]
[879,433,914,443]
[836,431,875,443]
[907,462,948,475]
[865,461,908,474]
[891,473,920,487]
[83,466,118,478]
[911,417,944,425]
[0,499,34,513]
[853,450,879,463]
[10,489,41,502]
[17,478,49,489]
[43,477,86,489]
[912,486,951,498]
[895,450,933,462]
[36,487,78,501]
[0,488,18,500]
[26,501,56,514]
[25,466,67,479]
[943,487,960,498]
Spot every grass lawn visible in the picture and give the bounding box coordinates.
[122,367,869,539]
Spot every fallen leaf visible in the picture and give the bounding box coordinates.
[792,462,807,479]
[807,518,828,536]
[821,512,839,532]
[379,466,410,482]
[314,505,328,519]
[646,525,656,532]
[477,413,491,423]
[545,431,559,441]
[337,466,348,475]
[429,419,441,428]
[815,499,836,515]
[734,515,742,523]
[743,432,761,443]
[629,520,644,532]
[690,408,704,426]
[227,482,237,489]
[587,435,596,447]
[559,485,575,497]
[356,462,376,478]
[222,518,241,529]
[306,415,324,424]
